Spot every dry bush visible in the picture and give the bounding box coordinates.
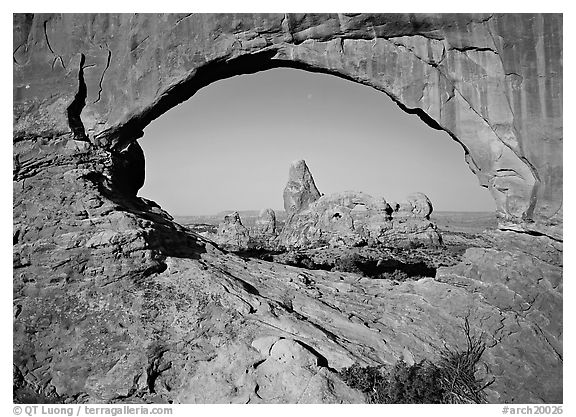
[339,317,493,404]
[436,317,493,404]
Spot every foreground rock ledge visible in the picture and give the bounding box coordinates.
[13,13,562,404]
[12,140,563,404]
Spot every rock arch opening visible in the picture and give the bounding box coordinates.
[13,13,562,237]
[97,39,546,235]
[136,66,495,219]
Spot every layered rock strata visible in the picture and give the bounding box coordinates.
[13,13,563,234]
[13,13,562,404]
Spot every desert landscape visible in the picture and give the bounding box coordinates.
[13,13,562,405]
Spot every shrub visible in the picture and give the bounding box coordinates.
[339,317,492,404]
[384,360,444,403]
[436,317,492,404]
[339,364,387,404]
[332,254,364,274]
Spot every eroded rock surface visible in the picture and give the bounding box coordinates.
[13,13,562,405]
[280,193,442,249]
[211,209,278,251]
[283,160,322,216]
[215,211,250,251]
[13,13,563,231]
[251,208,278,248]
[279,163,442,249]
[12,137,563,403]
[403,192,433,219]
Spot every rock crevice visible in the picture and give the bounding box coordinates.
[12,13,563,404]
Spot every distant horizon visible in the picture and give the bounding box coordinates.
[139,67,496,216]
[171,208,498,218]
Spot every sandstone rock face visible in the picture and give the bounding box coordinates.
[13,14,562,234]
[280,191,441,249]
[210,209,278,251]
[215,212,250,251]
[255,209,277,236]
[13,13,562,404]
[279,160,442,249]
[436,245,562,403]
[250,208,278,249]
[404,192,433,219]
[283,160,321,216]
[174,337,364,403]
[12,135,563,403]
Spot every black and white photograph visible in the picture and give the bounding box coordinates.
[10,9,565,413]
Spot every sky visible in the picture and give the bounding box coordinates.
[138,67,495,216]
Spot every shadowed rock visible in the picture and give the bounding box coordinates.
[12,13,562,404]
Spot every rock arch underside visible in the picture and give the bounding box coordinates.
[13,14,562,404]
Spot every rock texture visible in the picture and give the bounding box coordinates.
[251,208,278,248]
[281,192,442,249]
[255,209,277,236]
[283,160,322,216]
[404,192,433,219]
[13,13,562,404]
[215,211,250,251]
[11,136,563,404]
[13,13,562,235]
[279,163,442,249]
[210,209,278,251]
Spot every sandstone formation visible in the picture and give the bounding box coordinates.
[215,211,250,251]
[404,192,433,219]
[255,209,277,236]
[280,191,441,249]
[251,208,278,248]
[283,160,322,216]
[279,162,442,249]
[13,14,562,236]
[210,209,278,252]
[13,14,562,404]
